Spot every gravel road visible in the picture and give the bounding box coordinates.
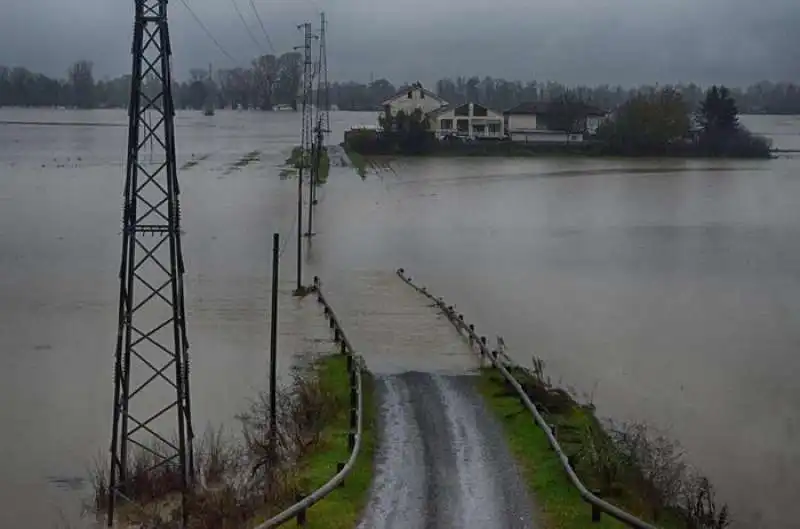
[357,371,538,529]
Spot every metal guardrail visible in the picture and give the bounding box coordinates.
[396,268,660,529]
[254,276,365,528]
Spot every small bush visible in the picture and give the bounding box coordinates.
[611,421,687,520]
[91,360,344,527]
[698,128,772,158]
[492,353,732,527]
[681,474,731,529]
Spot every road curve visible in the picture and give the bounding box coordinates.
[358,371,538,529]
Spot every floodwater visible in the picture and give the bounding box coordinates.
[1,109,799,528]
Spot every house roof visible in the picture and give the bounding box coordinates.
[426,102,503,118]
[427,104,454,117]
[504,101,607,117]
[381,82,448,106]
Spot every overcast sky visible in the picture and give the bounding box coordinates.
[1,0,798,87]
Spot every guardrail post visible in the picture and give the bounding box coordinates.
[340,340,347,355]
[591,490,602,522]
[346,353,353,372]
[480,336,487,355]
[349,377,358,432]
[333,327,340,342]
[468,324,475,345]
[296,494,307,526]
[329,316,335,330]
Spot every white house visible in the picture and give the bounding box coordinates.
[382,82,448,117]
[504,102,607,143]
[428,103,505,139]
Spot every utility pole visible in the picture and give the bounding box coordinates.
[295,22,315,291]
[108,0,193,527]
[269,233,279,458]
[307,12,329,239]
[319,12,330,135]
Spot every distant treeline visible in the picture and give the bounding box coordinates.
[1,60,799,114]
[0,55,304,110]
[333,77,800,115]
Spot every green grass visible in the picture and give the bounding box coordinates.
[343,148,367,178]
[278,354,376,529]
[286,146,308,168]
[476,368,683,529]
[316,148,331,184]
[285,146,331,184]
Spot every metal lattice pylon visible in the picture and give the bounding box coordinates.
[308,12,329,235]
[296,22,316,280]
[107,0,194,525]
[317,12,329,135]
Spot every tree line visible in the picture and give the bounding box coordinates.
[337,77,800,115]
[0,55,303,110]
[2,60,799,115]
[347,85,772,159]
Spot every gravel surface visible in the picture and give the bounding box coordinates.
[358,371,538,529]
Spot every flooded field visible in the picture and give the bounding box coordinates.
[0,109,798,527]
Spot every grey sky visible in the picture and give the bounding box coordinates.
[1,0,798,86]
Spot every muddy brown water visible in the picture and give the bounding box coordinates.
[0,109,798,528]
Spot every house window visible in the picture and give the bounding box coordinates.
[454,105,469,116]
[473,105,488,117]
[441,119,453,130]
[407,91,412,99]
[457,119,469,132]
[488,123,499,133]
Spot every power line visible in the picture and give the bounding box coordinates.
[278,205,298,259]
[249,0,277,54]
[178,0,239,65]
[230,0,267,56]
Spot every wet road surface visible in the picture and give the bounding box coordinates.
[329,272,536,528]
[321,270,478,375]
[359,372,537,529]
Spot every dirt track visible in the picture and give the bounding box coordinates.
[358,371,538,529]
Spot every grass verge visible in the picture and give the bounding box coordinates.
[91,353,376,529]
[343,148,367,178]
[285,146,331,184]
[477,366,729,529]
[272,354,376,529]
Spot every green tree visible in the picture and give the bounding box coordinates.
[274,52,301,109]
[377,108,432,154]
[697,85,771,157]
[252,54,277,110]
[698,85,738,134]
[596,88,690,154]
[68,60,95,109]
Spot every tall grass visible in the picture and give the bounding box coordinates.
[89,360,347,528]
[488,357,731,529]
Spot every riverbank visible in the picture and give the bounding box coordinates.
[90,354,376,528]
[477,365,729,529]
